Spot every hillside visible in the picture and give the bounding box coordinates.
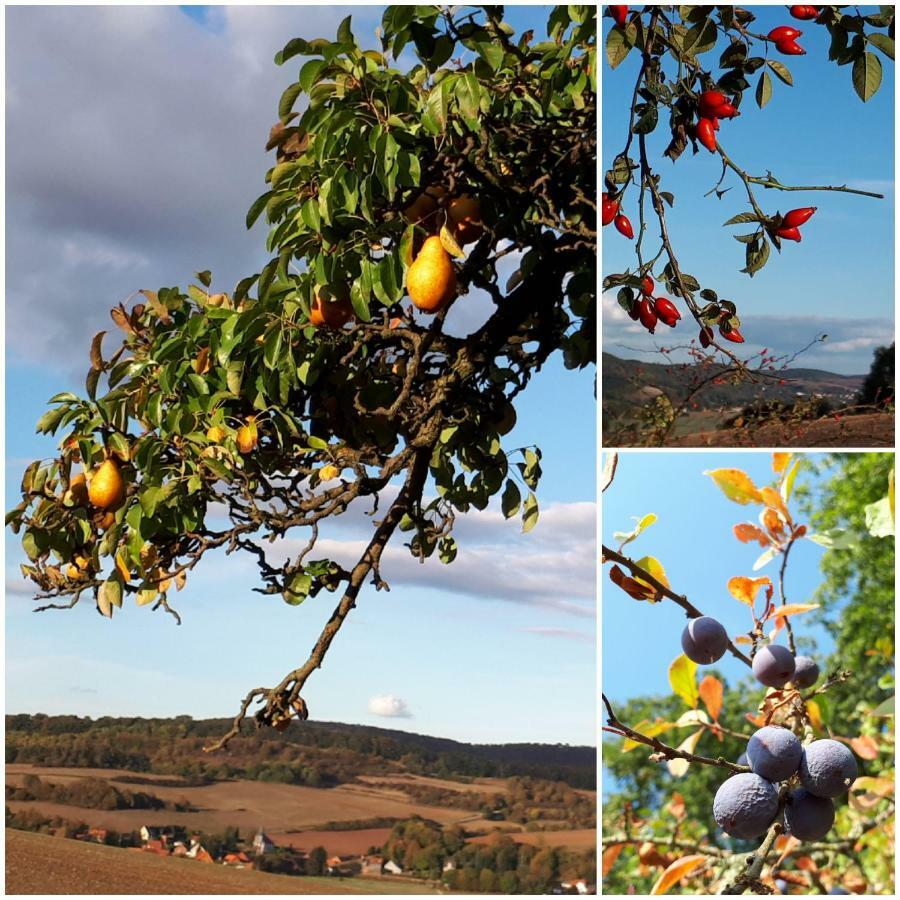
[5,829,436,895]
[6,714,595,790]
[602,351,864,417]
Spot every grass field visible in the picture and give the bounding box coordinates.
[5,829,441,895]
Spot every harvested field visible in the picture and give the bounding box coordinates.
[467,828,597,849]
[4,829,439,894]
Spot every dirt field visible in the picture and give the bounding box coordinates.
[467,828,596,849]
[666,411,894,447]
[4,829,439,895]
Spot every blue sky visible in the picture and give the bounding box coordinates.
[602,7,894,374]
[5,5,596,746]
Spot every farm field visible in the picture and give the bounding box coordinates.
[4,829,438,895]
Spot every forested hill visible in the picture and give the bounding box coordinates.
[6,715,595,790]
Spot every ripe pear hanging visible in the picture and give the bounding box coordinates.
[407,236,456,313]
[88,458,126,510]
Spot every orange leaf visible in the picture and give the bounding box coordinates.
[602,843,624,877]
[762,506,786,537]
[767,603,820,626]
[734,523,771,547]
[773,452,792,474]
[667,792,686,821]
[733,634,753,645]
[728,576,773,606]
[699,675,723,722]
[761,486,791,523]
[795,855,818,872]
[650,854,706,895]
[847,735,880,760]
[609,565,658,601]
[705,468,763,505]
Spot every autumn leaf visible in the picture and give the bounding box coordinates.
[766,602,819,623]
[762,506,786,538]
[622,718,674,752]
[806,699,823,733]
[728,575,773,606]
[847,735,880,760]
[760,486,791,523]
[705,468,763,504]
[602,843,624,877]
[613,512,658,549]
[669,654,698,709]
[851,775,894,797]
[781,458,801,503]
[650,854,706,894]
[634,555,670,593]
[674,709,710,727]
[667,728,704,778]
[667,792,686,820]
[772,452,792,473]
[699,674,723,722]
[733,523,771,547]
[609,565,659,602]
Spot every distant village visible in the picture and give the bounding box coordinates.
[60,823,595,894]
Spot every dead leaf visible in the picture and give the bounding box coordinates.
[650,854,706,895]
[699,675,723,722]
[90,331,106,371]
[847,735,880,760]
[734,523,771,547]
[602,843,624,877]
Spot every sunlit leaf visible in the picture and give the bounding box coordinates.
[733,523,770,547]
[772,452,791,474]
[705,468,762,504]
[602,844,624,877]
[613,512,658,548]
[649,854,706,895]
[669,654,698,709]
[847,735,880,760]
[667,728,704,778]
[699,675,723,722]
[728,575,773,606]
[674,709,710,727]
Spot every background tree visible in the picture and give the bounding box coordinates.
[601,453,895,895]
[6,6,596,747]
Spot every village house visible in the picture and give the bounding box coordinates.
[360,855,385,876]
[186,838,214,863]
[139,825,184,848]
[383,860,403,876]
[327,854,362,876]
[223,851,254,869]
[252,827,276,856]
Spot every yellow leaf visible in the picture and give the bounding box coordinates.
[667,728,705,778]
[634,555,670,593]
[438,223,465,258]
[669,654,698,709]
[728,576,773,606]
[806,700,823,734]
[851,776,894,797]
[136,588,157,607]
[782,458,801,503]
[773,452,792,474]
[733,634,753,645]
[761,486,791,523]
[705,468,763,505]
[699,675,723,722]
[650,854,706,895]
[768,602,819,620]
[622,719,674,751]
[674,709,710,727]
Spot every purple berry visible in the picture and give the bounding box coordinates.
[784,788,835,841]
[747,726,803,782]
[681,616,729,664]
[713,772,780,839]
[792,655,819,688]
[799,739,858,798]
[752,643,796,688]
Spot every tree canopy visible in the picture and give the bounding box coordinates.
[7,5,597,748]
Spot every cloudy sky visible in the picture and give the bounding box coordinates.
[602,6,894,375]
[5,5,596,746]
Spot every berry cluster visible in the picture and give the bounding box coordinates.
[626,275,681,334]
[695,90,740,154]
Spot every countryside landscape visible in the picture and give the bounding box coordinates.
[5,715,596,894]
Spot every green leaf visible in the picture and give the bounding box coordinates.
[755,70,772,109]
[767,59,793,86]
[278,82,303,122]
[743,237,770,278]
[99,574,124,610]
[299,58,327,93]
[501,480,521,519]
[246,191,272,230]
[866,32,895,61]
[852,51,883,101]
[522,491,539,533]
[605,25,631,69]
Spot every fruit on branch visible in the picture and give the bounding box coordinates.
[65,472,89,506]
[752,642,796,688]
[713,772,780,839]
[790,6,820,21]
[715,103,740,119]
[88,459,126,511]
[206,425,225,443]
[737,752,749,767]
[236,420,259,454]
[698,90,729,118]
[791,655,819,688]
[654,297,681,327]
[719,324,745,344]
[602,193,619,226]
[681,615,728,664]
[407,235,457,313]
[609,5,628,28]
[448,195,483,244]
[699,326,714,348]
[784,788,836,841]
[768,26,802,42]
[799,740,858,798]
[781,207,817,228]
[207,292,229,308]
[696,117,718,153]
[638,297,658,333]
[403,185,446,227]
[614,214,634,239]
[640,274,654,295]
[776,37,807,55]
[310,288,355,329]
[775,226,802,242]
[747,725,803,782]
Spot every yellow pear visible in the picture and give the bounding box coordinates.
[66,472,89,506]
[448,195,483,244]
[88,459,126,510]
[407,236,456,313]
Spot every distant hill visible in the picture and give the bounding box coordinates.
[602,352,863,418]
[6,714,595,790]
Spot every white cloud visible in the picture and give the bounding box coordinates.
[368,694,412,718]
[522,626,594,643]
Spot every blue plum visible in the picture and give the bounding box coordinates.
[752,643,796,688]
[747,726,802,782]
[681,616,728,664]
[713,772,780,839]
[799,740,858,798]
[784,788,835,840]
[792,655,819,688]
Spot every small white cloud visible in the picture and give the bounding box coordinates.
[368,694,412,718]
[522,627,594,643]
